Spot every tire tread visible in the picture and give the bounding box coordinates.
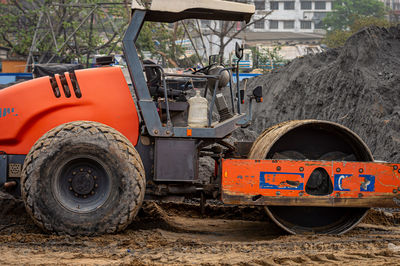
[21,121,145,236]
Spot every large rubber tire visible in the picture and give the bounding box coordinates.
[249,120,373,235]
[21,121,145,236]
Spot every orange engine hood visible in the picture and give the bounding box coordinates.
[0,67,140,154]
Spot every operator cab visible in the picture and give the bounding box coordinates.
[127,0,258,131]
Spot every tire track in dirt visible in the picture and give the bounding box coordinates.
[1,197,400,265]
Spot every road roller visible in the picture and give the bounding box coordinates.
[0,0,399,236]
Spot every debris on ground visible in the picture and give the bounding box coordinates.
[0,200,400,265]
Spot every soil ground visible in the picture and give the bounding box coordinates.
[1,196,400,265]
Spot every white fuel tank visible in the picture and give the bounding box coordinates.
[188,90,208,128]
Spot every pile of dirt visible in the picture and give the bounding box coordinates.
[0,190,39,234]
[0,190,24,216]
[364,209,400,226]
[362,208,400,226]
[241,25,400,162]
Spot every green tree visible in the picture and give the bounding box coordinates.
[252,46,286,73]
[323,16,392,48]
[136,22,187,67]
[323,0,386,31]
[0,1,130,64]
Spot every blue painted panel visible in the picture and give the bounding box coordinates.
[334,174,376,192]
[260,172,304,190]
[359,174,375,192]
[0,76,16,84]
[0,73,32,85]
[232,73,262,82]
[334,174,352,191]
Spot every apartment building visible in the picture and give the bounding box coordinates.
[250,0,334,33]
[382,0,400,11]
[381,0,400,21]
[193,0,334,63]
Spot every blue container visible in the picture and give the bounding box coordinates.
[0,73,33,85]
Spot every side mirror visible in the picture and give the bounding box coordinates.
[235,42,244,60]
[253,86,263,103]
[236,78,248,104]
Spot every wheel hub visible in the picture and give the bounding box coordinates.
[71,169,96,196]
[53,156,111,213]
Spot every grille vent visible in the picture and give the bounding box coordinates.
[49,72,82,98]
[8,163,22,178]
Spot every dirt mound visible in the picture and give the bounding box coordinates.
[0,190,39,234]
[0,190,25,216]
[243,25,400,162]
[364,209,400,226]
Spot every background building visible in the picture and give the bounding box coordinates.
[186,1,335,66]
[0,46,8,60]
[381,0,400,22]
[250,0,334,34]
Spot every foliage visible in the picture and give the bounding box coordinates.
[259,46,284,64]
[252,46,286,73]
[323,16,392,48]
[350,15,392,31]
[323,30,353,48]
[136,22,187,67]
[323,0,386,31]
[0,0,130,63]
[177,54,199,69]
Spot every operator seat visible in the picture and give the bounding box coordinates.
[143,59,162,98]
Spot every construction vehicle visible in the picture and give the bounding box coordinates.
[0,0,399,236]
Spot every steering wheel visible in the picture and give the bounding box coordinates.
[191,64,215,75]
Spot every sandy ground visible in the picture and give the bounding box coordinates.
[0,197,400,265]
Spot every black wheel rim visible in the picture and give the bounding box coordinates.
[53,155,112,213]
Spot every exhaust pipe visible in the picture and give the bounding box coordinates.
[3,181,17,189]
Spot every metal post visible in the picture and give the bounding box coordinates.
[123,10,167,136]
[208,80,219,127]
[86,12,95,68]
[0,154,7,187]
[181,21,204,66]
[195,19,208,61]
[229,71,235,114]
[46,12,58,51]
[25,12,43,72]
[236,61,241,114]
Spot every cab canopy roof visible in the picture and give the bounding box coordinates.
[131,0,255,23]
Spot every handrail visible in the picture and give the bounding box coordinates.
[144,64,173,128]
[164,73,219,79]
[142,64,240,129]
